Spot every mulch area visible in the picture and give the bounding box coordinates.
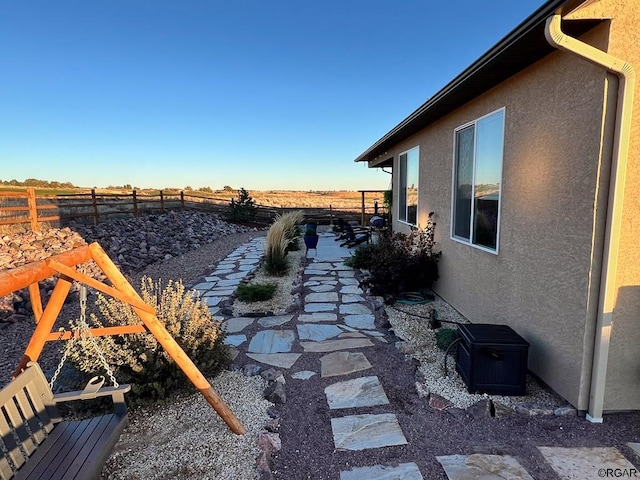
[250,320,640,480]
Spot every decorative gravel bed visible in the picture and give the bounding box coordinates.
[232,247,305,317]
[101,370,273,480]
[384,296,565,411]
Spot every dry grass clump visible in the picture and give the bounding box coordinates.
[262,210,305,275]
[276,210,304,243]
[264,218,292,275]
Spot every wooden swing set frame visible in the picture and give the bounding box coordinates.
[0,242,245,435]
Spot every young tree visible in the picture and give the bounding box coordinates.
[228,187,256,222]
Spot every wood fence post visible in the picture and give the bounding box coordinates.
[329,204,333,226]
[361,191,366,227]
[132,189,138,217]
[26,187,39,232]
[180,191,185,209]
[160,190,164,212]
[91,189,99,225]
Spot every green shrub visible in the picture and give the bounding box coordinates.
[264,218,291,275]
[344,243,380,269]
[66,277,230,407]
[435,327,459,352]
[236,282,278,302]
[228,187,257,222]
[350,212,441,296]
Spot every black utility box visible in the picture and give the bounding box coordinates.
[455,323,529,396]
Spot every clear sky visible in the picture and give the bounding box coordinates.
[1,0,545,191]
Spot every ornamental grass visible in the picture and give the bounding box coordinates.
[264,218,291,275]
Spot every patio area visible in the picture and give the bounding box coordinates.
[190,232,640,479]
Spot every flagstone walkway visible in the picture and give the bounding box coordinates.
[192,233,640,480]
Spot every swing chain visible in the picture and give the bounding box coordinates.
[49,283,119,390]
[49,329,70,390]
[77,285,119,388]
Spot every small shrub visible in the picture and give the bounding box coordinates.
[264,217,291,275]
[65,277,229,407]
[344,243,380,269]
[435,327,459,352]
[348,212,441,296]
[228,187,257,222]
[236,283,277,302]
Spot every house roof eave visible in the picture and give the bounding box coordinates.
[354,0,601,165]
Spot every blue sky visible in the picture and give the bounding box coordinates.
[1,0,544,191]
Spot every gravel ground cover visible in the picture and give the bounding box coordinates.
[384,297,564,410]
[97,229,276,479]
[3,220,640,479]
[0,224,272,480]
[232,247,305,316]
[101,370,273,480]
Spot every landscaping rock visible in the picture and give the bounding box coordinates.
[256,451,273,480]
[257,433,282,455]
[429,393,452,411]
[261,368,285,384]
[0,211,253,322]
[515,403,555,416]
[264,418,280,433]
[242,364,263,376]
[415,382,430,399]
[467,399,493,419]
[396,341,417,355]
[264,381,286,404]
[554,405,577,416]
[493,402,515,418]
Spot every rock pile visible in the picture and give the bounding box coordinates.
[0,211,255,322]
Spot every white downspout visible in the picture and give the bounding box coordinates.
[545,14,635,423]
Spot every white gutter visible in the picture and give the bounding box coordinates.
[545,14,635,422]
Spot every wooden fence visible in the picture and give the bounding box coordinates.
[0,188,369,232]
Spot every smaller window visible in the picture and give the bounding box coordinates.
[399,146,419,225]
[451,108,504,252]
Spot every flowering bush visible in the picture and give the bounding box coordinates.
[66,277,229,406]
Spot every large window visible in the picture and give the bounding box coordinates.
[452,108,504,252]
[399,146,419,225]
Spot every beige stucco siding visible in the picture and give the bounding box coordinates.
[390,24,613,409]
[565,0,640,411]
[589,0,640,411]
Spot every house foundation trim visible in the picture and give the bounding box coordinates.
[545,12,636,423]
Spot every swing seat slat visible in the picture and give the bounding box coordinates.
[0,362,129,480]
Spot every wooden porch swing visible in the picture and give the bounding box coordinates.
[0,242,245,479]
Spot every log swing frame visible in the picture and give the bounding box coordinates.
[0,242,246,435]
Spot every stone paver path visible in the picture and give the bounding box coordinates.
[192,232,640,479]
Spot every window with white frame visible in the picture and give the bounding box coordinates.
[451,108,504,252]
[398,146,419,225]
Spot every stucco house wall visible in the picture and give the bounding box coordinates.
[566,0,640,411]
[385,7,638,411]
